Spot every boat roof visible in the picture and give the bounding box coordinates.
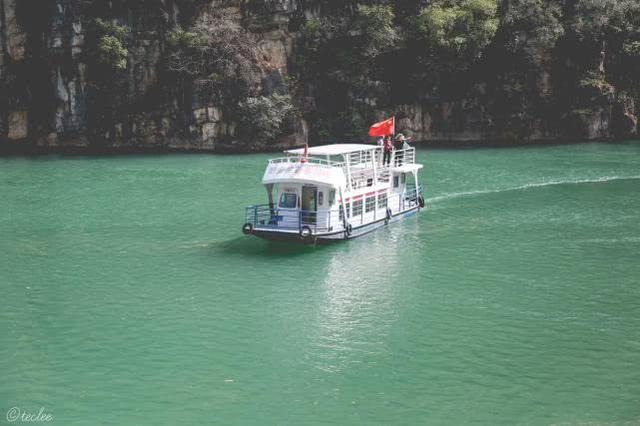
[286,144,378,156]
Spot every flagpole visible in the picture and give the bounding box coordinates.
[392,115,395,138]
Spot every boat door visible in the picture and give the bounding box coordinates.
[301,185,317,224]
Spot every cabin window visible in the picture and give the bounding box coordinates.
[318,191,324,206]
[393,175,399,188]
[329,190,335,205]
[279,192,297,208]
[346,202,351,218]
[378,193,387,208]
[365,196,375,213]
[352,199,363,216]
[367,178,373,187]
[401,173,406,184]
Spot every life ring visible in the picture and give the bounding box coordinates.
[242,223,253,235]
[385,207,392,223]
[418,195,425,208]
[344,224,352,237]
[299,226,312,240]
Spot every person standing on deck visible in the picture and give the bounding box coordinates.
[383,135,393,166]
[394,133,410,166]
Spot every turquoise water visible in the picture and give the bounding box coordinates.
[1,142,640,425]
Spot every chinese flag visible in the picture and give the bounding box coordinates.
[368,117,394,137]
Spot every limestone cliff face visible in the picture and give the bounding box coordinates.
[0,0,636,152]
[0,0,306,152]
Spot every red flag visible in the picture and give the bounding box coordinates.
[368,117,394,137]
[300,143,308,163]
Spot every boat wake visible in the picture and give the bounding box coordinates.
[427,175,640,204]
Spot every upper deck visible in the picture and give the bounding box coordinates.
[262,143,421,189]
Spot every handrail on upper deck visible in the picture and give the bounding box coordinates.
[268,156,345,167]
[269,146,416,168]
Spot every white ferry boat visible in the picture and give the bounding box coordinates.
[242,143,424,243]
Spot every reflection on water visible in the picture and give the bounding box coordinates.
[310,222,413,373]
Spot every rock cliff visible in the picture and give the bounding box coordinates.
[0,0,637,152]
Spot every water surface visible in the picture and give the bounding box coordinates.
[1,142,640,424]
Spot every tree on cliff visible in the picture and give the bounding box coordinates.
[93,19,129,70]
[166,9,263,100]
[413,0,499,66]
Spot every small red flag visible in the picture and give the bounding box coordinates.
[368,117,394,137]
[300,143,308,163]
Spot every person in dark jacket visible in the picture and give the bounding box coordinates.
[394,133,406,166]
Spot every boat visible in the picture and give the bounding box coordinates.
[242,143,424,243]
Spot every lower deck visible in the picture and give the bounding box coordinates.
[244,186,423,241]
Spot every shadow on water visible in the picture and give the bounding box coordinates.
[208,236,332,258]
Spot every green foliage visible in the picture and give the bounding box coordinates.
[300,19,324,40]
[623,40,640,56]
[298,19,327,53]
[98,35,128,70]
[167,27,207,50]
[95,18,128,40]
[356,5,398,57]
[571,0,640,41]
[503,0,564,55]
[237,94,297,142]
[579,70,609,89]
[414,0,499,60]
[94,18,129,70]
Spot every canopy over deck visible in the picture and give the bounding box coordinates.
[262,161,345,187]
[286,144,378,156]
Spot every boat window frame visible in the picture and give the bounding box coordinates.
[377,193,387,209]
[365,196,375,213]
[352,199,363,216]
[278,192,298,209]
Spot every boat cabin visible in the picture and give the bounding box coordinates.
[244,143,424,242]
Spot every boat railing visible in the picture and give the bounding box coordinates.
[244,204,344,234]
[397,147,416,165]
[381,147,415,168]
[268,156,345,168]
[244,186,423,235]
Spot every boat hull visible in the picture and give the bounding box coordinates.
[250,206,420,244]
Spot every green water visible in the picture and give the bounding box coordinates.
[1,142,640,425]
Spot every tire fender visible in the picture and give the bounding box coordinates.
[299,226,312,240]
